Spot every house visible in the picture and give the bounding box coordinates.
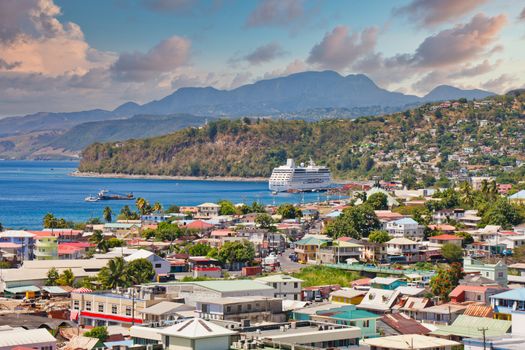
[463,256,508,287]
[294,235,331,263]
[490,288,525,320]
[357,287,400,313]
[33,234,58,260]
[329,288,367,305]
[432,209,465,224]
[449,285,508,304]
[158,318,237,350]
[308,304,380,338]
[497,234,525,251]
[254,274,303,300]
[197,203,220,218]
[414,303,468,325]
[386,218,425,241]
[195,296,286,324]
[370,277,407,290]
[139,301,195,325]
[430,314,511,340]
[0,327,57,350]
[162,280,275,306]
[0,230,35,261]
[509,190,525,204]
[386,238,423,263]
[362,334,460,350]
[379,313,431,335]
[398,297,433,319]
[429,234,463,247]
[124,250,171,278]
[317,239,362,264]
[360,240,388,262]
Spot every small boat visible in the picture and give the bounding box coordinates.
[84,195,99,202]
[97,189,134,200]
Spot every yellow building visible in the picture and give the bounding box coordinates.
[330,289,366,305]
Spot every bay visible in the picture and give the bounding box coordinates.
[0,160,334,229]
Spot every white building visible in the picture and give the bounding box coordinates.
[0,326,57,350]
[463,257,507,287]
[158,318,237,350]
[197,203,221,218]
[255,274,303,300]
[386,218,424,241]
[124,250,171,277]
[386,238,421,256]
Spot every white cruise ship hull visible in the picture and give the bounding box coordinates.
[268,158,332,192]
[268,180,331,192]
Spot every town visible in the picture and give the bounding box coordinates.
[0,176,525,350]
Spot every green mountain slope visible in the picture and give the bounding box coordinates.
[79,93,525,179]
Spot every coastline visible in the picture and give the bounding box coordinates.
[70,171,268,182]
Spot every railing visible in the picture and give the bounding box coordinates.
[326,263,435,276]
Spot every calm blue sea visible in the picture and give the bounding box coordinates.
[0,160,330,229]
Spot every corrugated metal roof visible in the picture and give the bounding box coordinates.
[463,303,493,318]
[0,328,56,347]
[4,285,40,293]
[431,315,511,338]
[381,313,430,335]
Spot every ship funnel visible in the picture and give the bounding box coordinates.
[286,158,295,168]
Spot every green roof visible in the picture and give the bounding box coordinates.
[295,236,331,246]
[4,285,40,294]
[430,315,511,338]
[173,280,274,293]
[316,306,380,321]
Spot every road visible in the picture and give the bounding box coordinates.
[278,248,303,273]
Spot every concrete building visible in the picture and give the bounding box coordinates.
[317,240,362,264]
[158,318,237,350]
[0,230,35,261]
[163,280,275,306]
[124,250,171,277]
[195,296,285,324]
[463,257,507,287]
[255,274,303,300]
[139,301,195,325]
[362,334,460,350]
[386,218,425,241]
[0,327,57,350]
[491,288,525,320]
[34,234,58,260]
[197,203,220,218]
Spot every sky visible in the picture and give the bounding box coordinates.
[0,0,524,116]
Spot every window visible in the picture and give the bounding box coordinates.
[98,303,104,313]
[155,263,161,268]
[273,283,277,288]
[237,305,242,312]
[363,320,369,327]
[73,300,79,309]
[226,306,231,313]
[247,304,252,311]
[112,304,118,314]
[164,336,170,347]
[294,282,298,288]
[85,301,92,311]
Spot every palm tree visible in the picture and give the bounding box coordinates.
[152,202,162,213]
[355,191,367,203]
[488,180,498,198]
[480,179,489,195]
[103,206,113,223]
[89,230,108,253]
[459,181,474,207]
[99,257,128,289]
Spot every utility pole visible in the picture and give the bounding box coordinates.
[478,327,488,350]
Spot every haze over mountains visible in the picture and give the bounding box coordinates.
[0,71,494,159]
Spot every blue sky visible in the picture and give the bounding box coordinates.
[0,0,524,116]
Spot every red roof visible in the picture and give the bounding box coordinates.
[430,234,462,241]
[210,229,235,237]
[351,278,372,286]
[186,220,214,230]
[381,313,430,335]
[428,224,456,231]
[449,285,490,298]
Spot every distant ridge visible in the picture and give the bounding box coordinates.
[423,85,494,101]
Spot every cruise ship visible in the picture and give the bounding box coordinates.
[269,159,332,192]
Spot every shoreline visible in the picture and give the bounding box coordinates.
[70,171,269,182]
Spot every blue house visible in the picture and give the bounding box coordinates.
[490,288,525,320]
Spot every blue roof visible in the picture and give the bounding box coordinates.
[490,288,525,301]
[509,190,525,199]
[326,210,342,218]
[394,218,419,225]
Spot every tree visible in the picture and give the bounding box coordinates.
[255,213,274,229]
[326,204,381,239]
[441,243,463,262]
[155,222,181,242]
[456,231,473,246]
[98,257,128,289]
[103,206,112,223]
[218,200,237,215]
[89,230,108,253]
[107,238,124,248]
[0,222,3,231]
[277,203,302,219]
[152,202,163,212]
[118,205,139,220]
[366,193,388,210]
[480,198,523,229]
[45,267,59,286]
[165,205,180,213]
[355,191,367,202]
[127,258,156,285]
[430,262,463,301]
[459,181,474,208]
[56,268,75,286]
[250,201,266,213]
[141,228,156,240]
[368,230,391,244]
[84,326,108,341]
[218,240,255,265]
[43,213,68,229]
[189,243,212,256]
[135,197,152,215]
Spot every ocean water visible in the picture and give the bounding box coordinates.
[0,161,334,229]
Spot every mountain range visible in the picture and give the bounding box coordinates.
[0,70,495,159]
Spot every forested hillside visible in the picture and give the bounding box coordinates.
[79,92,525,181]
